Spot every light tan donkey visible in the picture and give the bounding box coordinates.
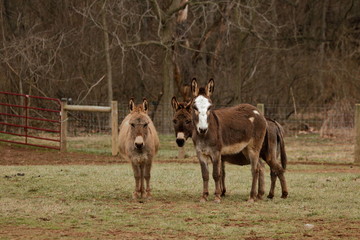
[118,98,159,200]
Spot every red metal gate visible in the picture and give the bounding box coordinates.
[0,92,61,150]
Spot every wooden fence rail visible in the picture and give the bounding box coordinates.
[60,100,118,156]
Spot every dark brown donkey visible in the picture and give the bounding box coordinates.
[171,97,288,199]
[118,98,159,199]
[190,78,267,203]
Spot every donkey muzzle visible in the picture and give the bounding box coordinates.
[176,138,185,147]
[135,142,143,149]
[134,136,144,150]
[176,132,185,147]
[198,127,208,135]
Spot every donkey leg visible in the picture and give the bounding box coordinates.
[139,163,145,198]
[257,160,265,200]
[144,162,152,199]
[212,153,222,203]
[198,154,209,202]
[265,154,278,199]
[248,150,260,202]
[265,144,281,199]
[278,172,288,198]
[131,162,142,199]
[268,171,277,199]
[220,160,226,197]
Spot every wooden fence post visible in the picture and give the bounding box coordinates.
[111,101,118,156]
[355,104,360,164]
[60,99,68,152]
[257,103,264,115]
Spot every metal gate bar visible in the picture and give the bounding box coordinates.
[0,91,61,150]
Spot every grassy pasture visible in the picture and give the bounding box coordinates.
[0,134,360,239]
[64,133,355,164]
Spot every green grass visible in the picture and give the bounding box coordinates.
[286,133,354,164]
[1,133,359,239]
[67,133,198,159]
[3,132,355,164]
[65,133,355,164]
[1,163,360,239]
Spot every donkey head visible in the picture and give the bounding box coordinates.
[171,96,193,147]
[191,78,214,135]
[128,98,150,151]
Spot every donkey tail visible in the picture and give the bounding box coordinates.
[275,121,287,170]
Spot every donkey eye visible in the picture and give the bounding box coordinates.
[185,120,191,124]
[173,119,178,124]
[131,123,135,128]
[143,123,148,128]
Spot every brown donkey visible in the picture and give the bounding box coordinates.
[190,78,267,203]
[118,98,159,199]
[171,97,288,199]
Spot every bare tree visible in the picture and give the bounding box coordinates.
[0,0,360,132]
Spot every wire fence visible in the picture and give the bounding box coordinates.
[63,102,355,139]
[1,97,355,144]
[265,104,355,139]
[1,97,357,159]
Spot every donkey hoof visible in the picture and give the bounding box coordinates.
[281,192,288,199]
[267,194,274,199]
[247,198,255,203]
[214,197,221,204]
[132,192,140,200]
[200,197,208,203]
[145,192,152,199]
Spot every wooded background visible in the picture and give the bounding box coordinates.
[1,0,359,130]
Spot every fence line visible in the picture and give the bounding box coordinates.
[2,96,358,163]
[60,100,118,156]
[61,102,355,138]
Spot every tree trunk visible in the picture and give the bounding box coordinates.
[319,0,329,94]
[271,0,278,88]
[102,1,113,106]
[152,0,181,133]
[159,43,175,134]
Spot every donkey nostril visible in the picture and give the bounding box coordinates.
[199,128,207,134]
[176,138,185,147]
[135,143,143,149]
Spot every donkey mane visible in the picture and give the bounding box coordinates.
[132,105,145,113]
[198,87,207,95]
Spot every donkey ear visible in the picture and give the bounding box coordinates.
[142,97,149,113]
[205,78,215,97]
[129,98,135,112]
[171,96,179,111]
[191,78,199,97]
